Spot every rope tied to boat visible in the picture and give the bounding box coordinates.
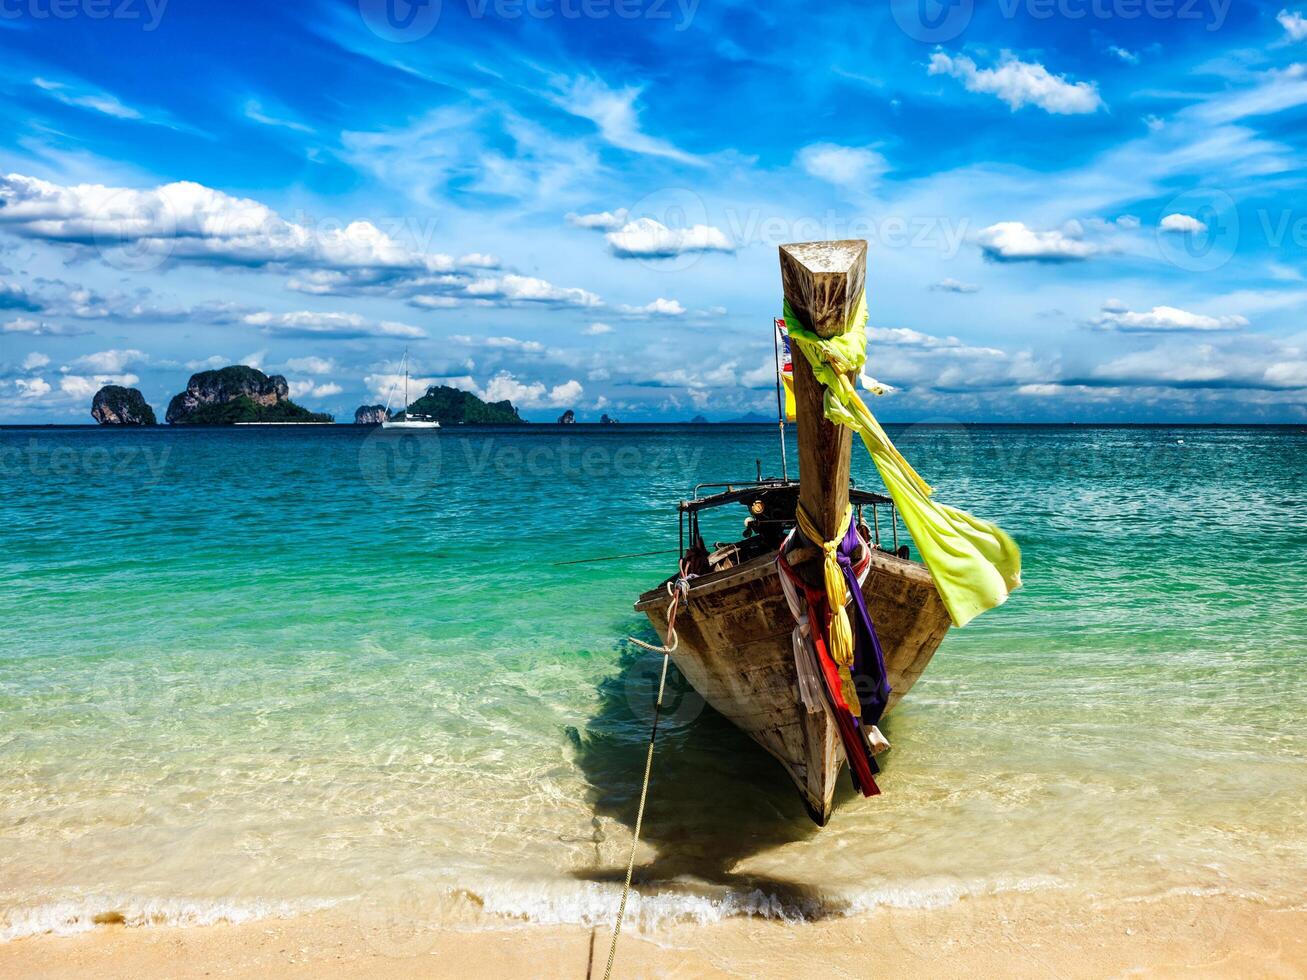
[626,562,690,655]
[605,564,690,977]
[794,503,862,717]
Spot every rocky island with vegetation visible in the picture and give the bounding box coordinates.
[91,385,157,425]
[165,366,331,424]
[401,385,524,425]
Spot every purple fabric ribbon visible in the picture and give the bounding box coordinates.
[836,520,891,725]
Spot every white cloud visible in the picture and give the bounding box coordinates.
[0,280,41,311]
[618,297,686,316]
[797,143,890,188]
[58,373,140,399]
[243,99,314,134]
[548,379,584,404]
[583,322,613,335]
[0,173,471,278]
[605,217,735,259]
[566,209,628,230]
[976,221,1100,262]
[464,274,600,307]
[932,278,980,293]
[550,76,702,165]
[33,77,143,120]
[1091,304,1249,332]
[241,311,425,339]
[16,377,51,398]
[1108,46,1139,65]
[1278,9,1307,41]
[469,371,584,408]
[285,356,336,375]
[928,52,1104,114]
[288,379,342,399]
[2,316,85,336]
[185,355,229,371]
[1089,338,1307,390]
[63,349,146,373]
[1159,213,1207,233]
[448,335,545,352]
[21,352,50,370]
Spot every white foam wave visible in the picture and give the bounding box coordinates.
[1,895,338,943]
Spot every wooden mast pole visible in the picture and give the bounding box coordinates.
[779,240,867,578]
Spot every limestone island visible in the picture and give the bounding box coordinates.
[400,385,524,425]
[91,385,157,425]
[165,366,332,425]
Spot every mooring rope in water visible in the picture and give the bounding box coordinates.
[605,574,686,979]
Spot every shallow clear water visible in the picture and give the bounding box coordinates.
[1,424,1305,940]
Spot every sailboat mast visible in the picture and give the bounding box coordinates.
[779,240,867,583]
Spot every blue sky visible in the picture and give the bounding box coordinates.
[1,0,1305,422]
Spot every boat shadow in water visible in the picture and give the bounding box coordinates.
[566,633,882,918]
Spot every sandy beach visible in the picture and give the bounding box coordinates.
[3,893,1304,979]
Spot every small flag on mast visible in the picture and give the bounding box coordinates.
[774,317,796,421]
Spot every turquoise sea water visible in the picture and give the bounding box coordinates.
[1,424,1305,942]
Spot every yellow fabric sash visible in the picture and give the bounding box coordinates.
[783,293,1022,627]
[794,502,861,716]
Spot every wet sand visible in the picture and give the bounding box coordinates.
[3,892,1303,979]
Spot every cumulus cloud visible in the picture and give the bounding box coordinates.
[22,352,50,370]
[464,274,601,307]
[58,373,140,399]
[0,175,600,315]
[0,173,464,274]
[62,349,146,373]
[618,297,686,316]
[583,322,613,335]
[15,377,52,398]
[241,311,425,339]
[0,281,41,311]
[797,143,890,188]
[288,380,343,399]
[1159,213,1207,233]
[1090,304,1249,332]
[285,356,336,375]
[976,221,1100,262]
[1278,9,1307,41]
[1086,338,1307,390]
[473,371,584,408]
[932,278,980,293]
[566,209,628,230]
[1,316,87,336]
[928,52,1104,114]
[605,217,735,259]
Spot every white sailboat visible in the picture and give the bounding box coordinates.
[381,348,441,429]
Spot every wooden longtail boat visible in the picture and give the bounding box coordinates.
[633,241,953,825]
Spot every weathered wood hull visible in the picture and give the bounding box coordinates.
[635,548,951,824]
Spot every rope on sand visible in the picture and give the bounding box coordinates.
[604,575,686,979]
